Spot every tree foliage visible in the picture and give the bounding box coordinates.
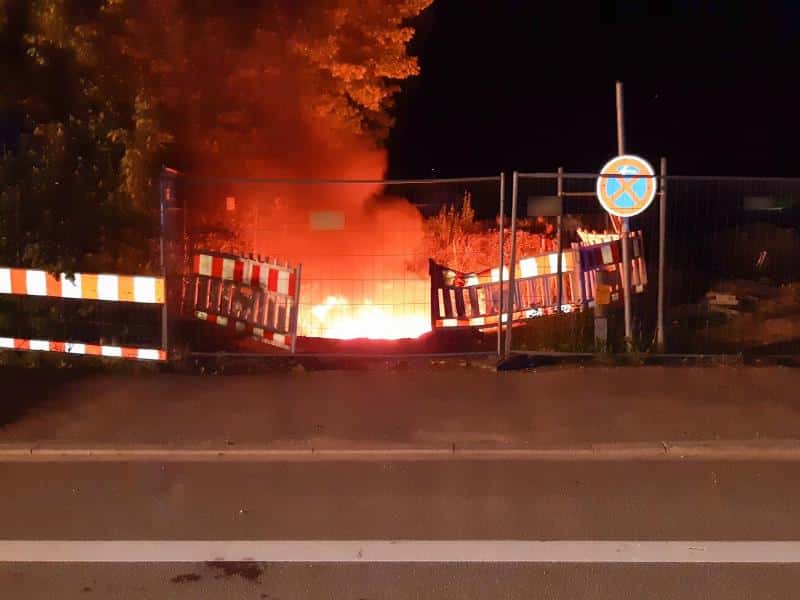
[0,0,432,272]
[1,0,170,274]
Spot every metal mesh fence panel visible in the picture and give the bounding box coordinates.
[663,177,800,355]
[513,172,800,355]
[167,173,503,354]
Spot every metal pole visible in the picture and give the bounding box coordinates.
[616,81,626,157]
[496,172,505,359]
[504,172,519,357]
[656,157,667,351]
[290,263,302,354]
[158,170,169,358]
[556,167,564,312]
[616,81,633,347]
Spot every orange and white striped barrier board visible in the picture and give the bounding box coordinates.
[195,311,292,351]
[578,232,647,304]
[0,337,166,361]
[192,253,297,297]
[429,232,647,331]
[429,248,584,331]
[0,268,164,304]
[186,251,301,353]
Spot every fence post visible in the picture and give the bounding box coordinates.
[290,263,302,354]
[556,167,564,312]
[158,169,169,358]
[497,172,505,359]
[504,172,519,357]
[656,157,668,352]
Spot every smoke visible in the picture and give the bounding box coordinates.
[132,0,433,337]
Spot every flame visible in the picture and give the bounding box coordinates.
[307,295,430,340]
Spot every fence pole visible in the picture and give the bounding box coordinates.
[656,157,668,351]
[497,172,505,359]
[158,169,169,358]
[556,167,564,312]
[616,81,633,348]
[290,263,302,354]
[504,172,519,357]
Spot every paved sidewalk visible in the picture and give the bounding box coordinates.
[1,366,799,453]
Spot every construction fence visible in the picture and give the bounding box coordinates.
[512,171,800,355]
[161,172,505,355]
[1,167,799,362]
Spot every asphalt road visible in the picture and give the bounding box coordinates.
[3,367,800,449]
[3,458,800,598]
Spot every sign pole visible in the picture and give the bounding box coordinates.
[616,81,633,349]
[656,157,667,351]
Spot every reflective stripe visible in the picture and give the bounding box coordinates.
[197,254,213,277]
[194,311,292,351]
[97,275,119,302]
[0,338,163,361]
[221,259,235,281]
[66,343,86,355]
[133,277,157,303]
[61,273,82,299]
[277,271,290,295]
[26,270,47,296]
[137,349,161,361]
[548,253,559,274]
[0,268,163,304]
[519,258,538,278]
[29,340,50,351]
[0,269,11,294]
[490,267,509,283]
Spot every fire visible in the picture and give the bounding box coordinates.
[306,293,431,341]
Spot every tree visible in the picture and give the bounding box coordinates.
[0,0,171,274]
[0,0,433,270]
[119,0,433,175]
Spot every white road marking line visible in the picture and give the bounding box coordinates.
[4,442,800,462]
[1,541,800,563]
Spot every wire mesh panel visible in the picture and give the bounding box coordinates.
[514,172,800,355]
[165,172,503,353]
[663,177,800,355]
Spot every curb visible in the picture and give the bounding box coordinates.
[1,440,800,462]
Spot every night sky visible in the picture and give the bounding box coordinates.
[387,0,800,179]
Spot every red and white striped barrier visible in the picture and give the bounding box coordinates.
[429,248,584,331]
[0,337,165,361]
[187,251,301,353]
[195,311,291,350]
[192,253,297,296]
[0,268,164,304]
[1,266,167,362]
[430,232,648,331]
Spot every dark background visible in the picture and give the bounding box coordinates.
[387,0,800,178]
